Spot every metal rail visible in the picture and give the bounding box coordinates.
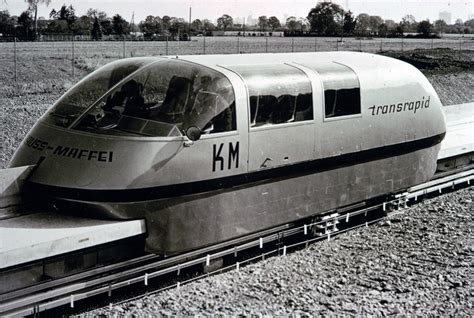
[1,168,472,316]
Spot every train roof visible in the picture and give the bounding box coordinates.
[170,51,414,74]
[177,51,386,65]
[103,52,420,86]
[117,52,411,73]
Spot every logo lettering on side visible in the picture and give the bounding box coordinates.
[24,135,114,163]
[369,96,430,116]
[53,145,113,162]
[25,136,49,151]
[213,142,239,172]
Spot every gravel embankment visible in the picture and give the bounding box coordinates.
[89,188,473,316]
[428,71,473,106]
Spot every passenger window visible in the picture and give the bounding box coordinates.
[324,88,361,118]
[307,62,361,119]
[228,64,313,127]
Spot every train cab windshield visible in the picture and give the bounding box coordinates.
[44,58,236,138]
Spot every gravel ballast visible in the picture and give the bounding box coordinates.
[89,188,473,316]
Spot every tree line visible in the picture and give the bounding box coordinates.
[0,1,472,40]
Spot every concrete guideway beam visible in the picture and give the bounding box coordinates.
[0,165,35,218]
[0,213,146,269]
[439,102,474,160]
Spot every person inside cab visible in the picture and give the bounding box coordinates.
[104,79,146,117]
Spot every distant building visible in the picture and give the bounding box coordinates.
[246,15,256,26]
[439,11,452,24]
[212,31,284,37]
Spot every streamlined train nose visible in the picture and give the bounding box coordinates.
[8,120,186,190]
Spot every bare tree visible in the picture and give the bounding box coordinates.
[400,14,417,32]
[25,0,51,40]
[86,8,107,21]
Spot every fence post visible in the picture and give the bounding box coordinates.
[265,37,268,53]
[336,39,339,51]
[122,36,126,58]
[380,38,383,52]
[291,37,294,52]
[314,37,317,52]
[459,38,462,51]
[203,35,206,55]
[13,37,17,84]
[177,30,180,54]
[401,37,404,51]
[72,35,75,79]
[166,36,169,55]
[431,38,434,50]
[237,36,240,53]
[359,38,362,52]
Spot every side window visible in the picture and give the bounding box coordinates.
[324,88,361,118]
[228,64,313,127]
[308,62,361,119]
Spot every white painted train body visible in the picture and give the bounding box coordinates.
[9,52,446,254]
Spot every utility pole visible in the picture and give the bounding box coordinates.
[188,7,192,39]
[130,12,135,33]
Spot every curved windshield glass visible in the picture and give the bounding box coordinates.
[43,58,156,127]
[72,59,236,137]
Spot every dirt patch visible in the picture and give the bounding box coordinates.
[426,71,473,105]
[382,48,473,75]
[379,49,473,105]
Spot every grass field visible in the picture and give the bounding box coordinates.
[0,36,472,89]
[1,36,473,61]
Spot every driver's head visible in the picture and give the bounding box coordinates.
[122,80,139,96]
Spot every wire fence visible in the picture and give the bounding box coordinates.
[0,35,473,82]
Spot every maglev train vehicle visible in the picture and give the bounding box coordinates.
[9,52,446,255]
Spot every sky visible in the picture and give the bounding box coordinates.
[2,0,473,24]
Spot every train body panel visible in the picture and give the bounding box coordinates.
[12,123,247,190]
[8,52,446,254]
[53,143,439,253]
[144,144,439,254]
